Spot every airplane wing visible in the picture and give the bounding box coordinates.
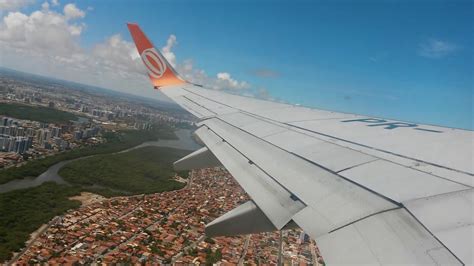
[127,23,473,265]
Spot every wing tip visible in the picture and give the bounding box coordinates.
[126,22,187,88]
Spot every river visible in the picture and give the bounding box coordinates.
[0,129,201,193]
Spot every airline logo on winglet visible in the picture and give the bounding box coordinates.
[127,23,185,88]
[141,48,167,79]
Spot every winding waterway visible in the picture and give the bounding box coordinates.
[0,129,201,193]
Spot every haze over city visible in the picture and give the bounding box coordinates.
[0,0,472,129]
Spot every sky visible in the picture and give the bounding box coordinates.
[0,0,472,129]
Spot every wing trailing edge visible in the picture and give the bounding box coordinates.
[206,201,298,237]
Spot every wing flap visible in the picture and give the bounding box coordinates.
[339,160,469,202]
[315,208,462,265]
[404,189,474,264]
[206,201,280,237]
[194,126,305,229]
[198,118,397,230]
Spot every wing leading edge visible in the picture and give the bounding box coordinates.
[127,24,473,265]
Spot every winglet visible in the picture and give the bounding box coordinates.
[127,23,186,88]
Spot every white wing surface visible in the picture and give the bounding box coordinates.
[128,23,473,265]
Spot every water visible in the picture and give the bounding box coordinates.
[120,129,202,152]
[0,129,201,193]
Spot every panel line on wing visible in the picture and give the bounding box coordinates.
[182,95,218,115]
[187,88,471,192]
[286,123,474,177]
[202,125,301,203]
[282,116,359,123]
[404,187,473,204]
[403,207,464,264]
[211,116,405,206]
[328,206,402,234]
[194,126,306,229]
[239,112,473,184]
[211,114,469,208]
[182,87,473,178]
[335,159,381,173]
[182,87,472,176]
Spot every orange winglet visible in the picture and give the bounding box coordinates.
[127,23,185,88]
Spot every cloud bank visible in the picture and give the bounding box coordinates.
[0,0,253,101]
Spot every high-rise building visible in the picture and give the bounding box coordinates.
[0,136,28,153]
[0,136,13,151]
[6,118,13,126]
[9,126,17,137]
[16,127,25,137]
[26,128,35,137]
[37,129,51,146]
[27,136,33,150]
[73,130,83,140]
[51,127,62,138]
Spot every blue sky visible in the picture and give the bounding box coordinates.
[4,0,474,129]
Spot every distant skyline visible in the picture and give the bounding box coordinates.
[0,0,472,129]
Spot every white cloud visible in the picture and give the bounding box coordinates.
[173,59,250,91]
[91,34,143,75]
[0,2,254,103]
[63,3,84,20]
[0,8,83,56]
[216,72,250,90]
[158,34,250,91]
[418,38,458,59]
[161,34,177,67]
[41,1,49,10]
[51,0,59,6]
[0,0,33,11]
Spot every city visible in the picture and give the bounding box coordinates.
[0,69,325,264]
[0,69,193,169]
[14,168,324,265]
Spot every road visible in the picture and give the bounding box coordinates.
[310,242,322,266]
[237,235,251,265]
[96,172,195,262]
[8,217,60,265]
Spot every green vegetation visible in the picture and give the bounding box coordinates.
[59,146,189,196]
[0,138,189,262]
[205,248,222,265]
[0,182,82,262]
[204,237,216,244]
[0,127,176,184]
[0,102,79,124]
